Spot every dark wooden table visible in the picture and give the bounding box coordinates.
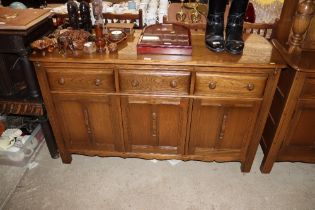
[0,17,59,158]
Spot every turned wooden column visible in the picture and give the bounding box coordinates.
[274,0,299,45]
[288,0,315,54]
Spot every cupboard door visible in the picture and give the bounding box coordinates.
[189,99,260,160]
[53,94,123,152]
[121,96,189,154]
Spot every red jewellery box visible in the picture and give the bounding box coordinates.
[137,23,192,55]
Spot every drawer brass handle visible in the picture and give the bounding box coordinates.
[247,83,255,91]
[208,82,217,89]
[95,79,101,86]
[58,77,65,85]
[131,79,139,88]
[170,80,177,88]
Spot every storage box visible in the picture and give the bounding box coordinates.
[137,23,192,55]
[0,124,44,167]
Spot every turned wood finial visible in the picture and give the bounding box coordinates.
[288,0,315,54]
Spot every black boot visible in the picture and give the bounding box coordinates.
[205,0,227,52]
[225,0,249,54]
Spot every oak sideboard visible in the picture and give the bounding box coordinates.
[31,31,285,172]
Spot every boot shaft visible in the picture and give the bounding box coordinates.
[207,0,228,16]
[225,0,249,54]
[228,0,249,16]
[227,0,249,30]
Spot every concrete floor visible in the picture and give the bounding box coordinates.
[1,144,315,210]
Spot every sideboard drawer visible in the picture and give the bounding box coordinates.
[119,70,191,95]
[46,69,115,92]
[195,72,267,98]
[300,77,315,99]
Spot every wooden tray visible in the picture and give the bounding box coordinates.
[137,23,192,55]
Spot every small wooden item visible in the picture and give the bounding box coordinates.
[106,23,134,36]
[107,30,127,43]
[137,23,192,55]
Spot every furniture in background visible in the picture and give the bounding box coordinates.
[162,3,207,31]
[163,3,277,39]
[0,9,59,158]
[243,22,277,40]
[260,0,315,173]
[52,9,143,29]
[31,30,285,172]
[103,9,143,29]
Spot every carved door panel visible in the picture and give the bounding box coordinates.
[53,94,124,152]
[121,96,189,155]
[189,99,260,159]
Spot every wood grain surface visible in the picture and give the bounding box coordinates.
[30,31,285,69]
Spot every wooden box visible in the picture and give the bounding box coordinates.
[137,23,192,55]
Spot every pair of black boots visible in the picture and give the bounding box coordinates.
[205,0,249,54]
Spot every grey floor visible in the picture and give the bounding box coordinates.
[1,143,315,210]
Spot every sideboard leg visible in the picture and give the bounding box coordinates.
[60,151,72,164]
[240,162,251,173]
[260,161,273,174]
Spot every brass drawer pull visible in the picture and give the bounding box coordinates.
[170,80,177,88]
[247,83,255,91]
[58,77,65,85]
[208,81,217,89]
[95,78,101,86]
[131,79,139,87]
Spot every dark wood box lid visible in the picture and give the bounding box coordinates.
[137,24,192,55]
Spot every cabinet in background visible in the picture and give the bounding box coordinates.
[260,0,315,173]
[261,59,315,173]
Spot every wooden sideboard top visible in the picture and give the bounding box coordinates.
[30,30,285,69]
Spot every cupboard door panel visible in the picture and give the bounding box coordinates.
[300,76,315,99]
[121,96,188,154]
[158,105,182,147]
[54,99,90,148]
[125,103,153,146]
[190,103,221,150]
[189,99,260,158]
[220,107,255,150]
[87,99,121,150]
[284,100,315,147]
[53,94,123,151]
